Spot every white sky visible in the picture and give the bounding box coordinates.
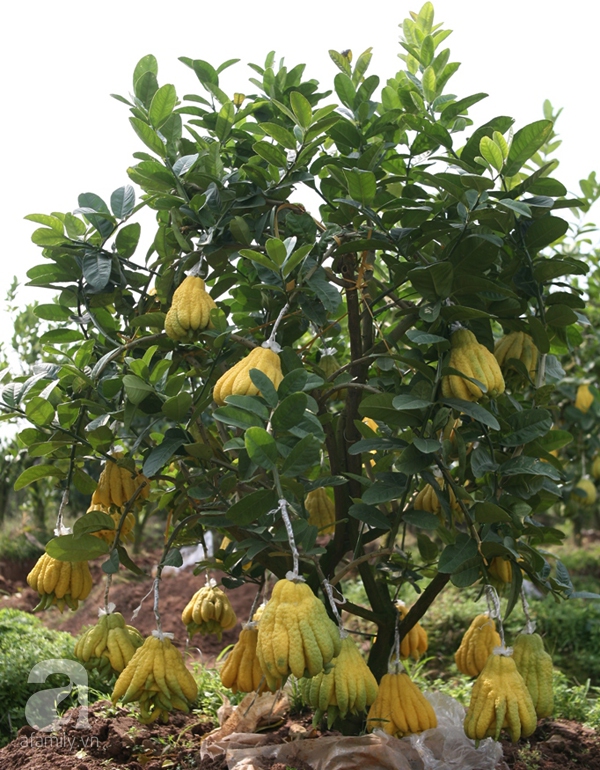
[2,0,599,347]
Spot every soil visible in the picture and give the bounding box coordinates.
[2,555,600,769]
[0,553,258,664]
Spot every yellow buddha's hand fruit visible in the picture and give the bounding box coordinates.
[396,602,428,660]
[455,613,501,677]
[366,671,437,737]
[213,347,284,405]
[27,553,93,613]
[111,633,198,724]
[571,477,597,506]
[301,635,379,725]
[221,621,280,694]
[91,452,150,510]
[413,479,461,519]
[494,331,539,379]
[74,610,143,676]
[441,329,505,402]
[87,504,136,544]
[256,576,342,691]
[575,383,594,413]
[181,580,237,640]
[488,556,512,584]
[305,488,336,535]
[512,633,554,718]
[464,650,537,742]
[164,275,217,341]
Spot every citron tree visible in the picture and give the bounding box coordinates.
[7,2,594,703]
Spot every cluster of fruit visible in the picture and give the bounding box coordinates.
[74,609,143,676]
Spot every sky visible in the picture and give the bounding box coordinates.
[2,0,599,353]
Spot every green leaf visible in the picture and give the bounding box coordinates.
[245,426,278,469]
[46,533,110,562]
[14,464,66,490]
[129,117,166,157]
[479,136,504,171]
[102,549,120,574]
[281,434,322,476]
[149,84,177,129]
[272,392,308,431]
[496,199,531,218]
[344,169,376,206]
[215,101,235,141]
[260,122,297,149]
[253,141,288,167]
[290,91,312,128]
[348,503,390,530]
[25,397,55,426]
[73,510,115,537]
[39,328,84,343]
[248,369,279,408]
[34,304,72,322]
[334,73,356,108]
[501,456,561,480]
[214,405,263,430]
[282,243,313,278]
[500,408,552,447]
[472,502,512,523]
[441,398,500,430]
[408,262,454,300]
[265,238,287,266]
[228,489,279,526]
[438,533,478,573]
[440,92,487,121]
[504,120,554,177]
[162,392,192,421]
[392,394,431,411]
[239,248,278,271]
[123,374,155,406]
[396,444,435,473]
[83,252,112,291]
[134,54,158,85]
[525,215,569,251]
[278,368,308,398]
[142,435,185,476]
[223,395,270,421]
[115,222,141,258]
[110,186,135,219]
[403,510,440,530]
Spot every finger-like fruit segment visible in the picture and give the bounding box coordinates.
[366,672,437,737]
[213,347,283,405]
[27,554,93,613]
[220,624,277,693]
[464,651,537,742]
[91,452,150,510]
[413,479,462,520]
[256,578,342,691]
[396,602,428,660]
[75,611,144,675]
[301,636,378,723]
[494,331,538,379]
[575,383,594,413]
[488,556,512,584]
[112,634,198,724]
[454,614,501,677]
[165,275,217,342]
[512,633,554,718]
[181,581,237,640]
[441,329,505,402]
[305,488,336,535]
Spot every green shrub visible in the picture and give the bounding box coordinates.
[0,609,110,746]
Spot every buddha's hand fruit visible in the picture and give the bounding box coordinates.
[91,452,150,509]
[464,650,537,742]
[111,633,198,724]
[494,331,538,379]
[441,329,505,402]
[512,633,554,718]
[164,275,217,342]
[181,580,237,640]
[366,671,437,737]
[256,576,342,691]
[396,602,428,660]
[74,610,143,676]
[487,556,512,584]
[302,635,378,726]
[413,479,461,520]
[575,383,594,413]
[27,553,93,612]
[213,346,283,405]
[220,622,276,693]
[454,613,501,677]
[305,488,336,535]
[87,504,136,544]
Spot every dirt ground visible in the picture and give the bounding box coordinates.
[2,555,600,769]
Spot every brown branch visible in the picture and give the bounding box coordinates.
[329,549,394,586]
